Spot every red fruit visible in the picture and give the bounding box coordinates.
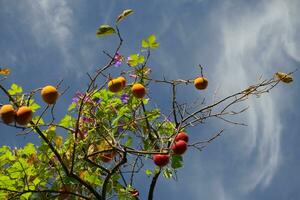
[153,154,170,167]
[175,132,189,143]
[171,140,187,155]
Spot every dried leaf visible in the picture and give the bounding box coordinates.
[116,9,134,23]
[275,72,293,83]
[0,68,10,75]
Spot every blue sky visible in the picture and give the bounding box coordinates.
[0,0,300,199]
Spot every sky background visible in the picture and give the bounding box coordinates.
[0,0,299,199]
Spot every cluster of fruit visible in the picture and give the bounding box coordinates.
[1,75,207,169]
[108,75,208,98]
[108,76,146,98]
[107,75,208,167]
[0,85,59,125]
[153,132,189,167]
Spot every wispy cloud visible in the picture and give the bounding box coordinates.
[155,0,299,199]
[25,0,75,72]
[212,0,298,195]
[2,0,298,199]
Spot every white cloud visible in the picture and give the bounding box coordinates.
[156,0,299,199]
[3,0,297,198]
[25,0,74,72]
[212,0,298,194]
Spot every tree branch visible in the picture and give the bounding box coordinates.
[148,168,161,200]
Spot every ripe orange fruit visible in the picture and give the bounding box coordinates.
[117,76,126,89]
[108,78,123,93]
[41,85,59,104]
[16,106,33,125]
[194,77,208,90]
[131,83,146,98]
[0,104,15,124]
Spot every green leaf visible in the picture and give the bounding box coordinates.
[127,54,145,67]
[0,146,15,162]
[68,102,76,111]
[127,55,138,67]
[131,54,139,60]
[112,114,123,127]
[21,192,32,199]
[143,98,149,105]
[23,143,36,155]
[124,136,133,147]
[171,155,183,169]
[8,83,23,95]
[31,116,44,125]
[163,168,173,179]
[0,146,10,154]
[154,167,160,174]
[142,34,160,49]
[145,169,152,177]
[142,39,149,48]
[59,115,73,127]
[30,103,40,112]
[28,100,40,112]
[96,25,116,37]
[150,42,160,48]
[116,9,134,23]
[84,172,102,185]
[138,55,145,63]
[148,34,156,43]
[54,136,63,147]
[145,108,160,121]
[44,126,56,139]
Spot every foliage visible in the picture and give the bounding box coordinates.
[0,8,294,200]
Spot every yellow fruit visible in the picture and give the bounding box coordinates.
[108,78,123,93]
[0,104,15,124]
[117,76,126,89]
[41,85,59,104]
[194,77,208,90]
[16,106,32,125]
[131,83,146,98]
